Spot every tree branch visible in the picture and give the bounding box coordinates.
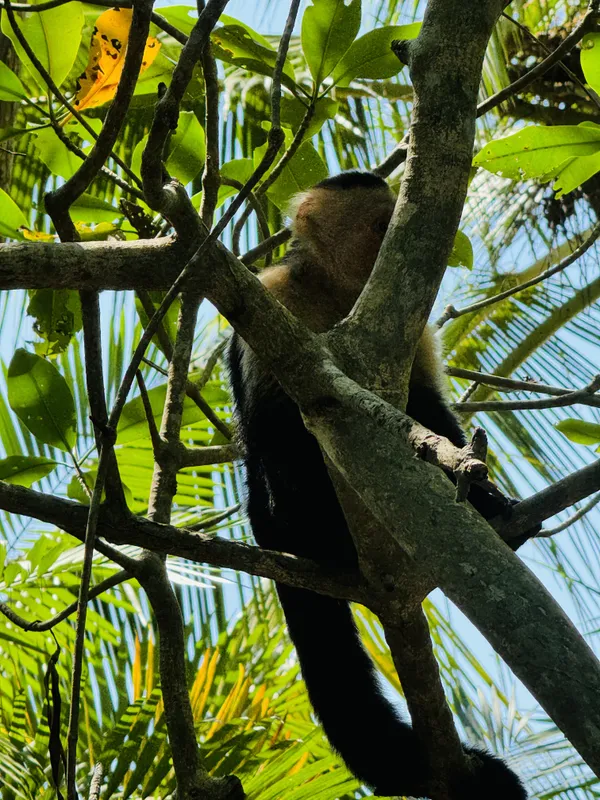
[0,480,367,604]
[437,223,600,327]
[477,2,600,117]
[447,366,600,409]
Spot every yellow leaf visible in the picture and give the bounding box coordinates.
[21,228,55,241]
[71,7,160,115]
[289,752,309,775]
[145,633,155,696]
[132,635,142,701]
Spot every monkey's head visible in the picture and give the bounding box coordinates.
[288,171,396,300]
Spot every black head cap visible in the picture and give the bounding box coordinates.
[314,170,389,191]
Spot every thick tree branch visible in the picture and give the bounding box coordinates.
[337,1,509,403]
[502,458,600,542]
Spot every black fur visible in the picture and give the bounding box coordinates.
[227,335,528,800]
[315,170,389,191]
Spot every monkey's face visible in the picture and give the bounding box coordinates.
[291,185,396,293]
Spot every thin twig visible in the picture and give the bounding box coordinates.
[80,291,127,507]
[501,11,600,114]
[503,457,600,542]
[223,177,271,256]
[231,100,315,252]
[111,0,294,435]
[148,293,200,521]
[198,0,221,228]
[436,222,600,326]
[478,2,600,116]
[192,337,228,391]
[185,502,240,530]
[540,492,600,537]
[136,369,164,458]
[455,375,600,412]
[47,113,144,201]
[88,762,104,800]
[241,227,291,265]
[66,445,111,800]
[447,366,600,408]
[0,570,129,632]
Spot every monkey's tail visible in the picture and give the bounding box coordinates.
[277,584,426,796]
[276,584,527,800]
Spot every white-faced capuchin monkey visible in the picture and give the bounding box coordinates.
[227,171,532,800]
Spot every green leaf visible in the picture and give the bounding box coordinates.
[132,111,205,185]
[448,230,473,270]
[212,23,295,84]
[27,289,83,356]
[165,111,205,184]
[155,5,197,36]
[555,419,600,446]
[253,129,328,210]
[118,375,228,444]
[581,33,600,95]
[219,14,276,51]
[0,187,27,239]
[280,96,339,137]
[67,468,133,506]
[1,2,84,89]
[32,126,80,180]
[0,455,57,487]
[70,193,124,224]
[473,124,600,181]
[332,23,420,87]
[266,142,328,210]
[301,0,361,85]
[0,60,27,101]
[7,349,77,452]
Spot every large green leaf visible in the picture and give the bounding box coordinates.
[473,124,600,181]
[1,2,84,89]
[27,289,83,356]
[7,349,77,452]
[301,0,361,85]
[0,188,27,239]
[70,193,124,224]
[132,111,205,185]
[280,96,339,138]
[117,376,228,444]
[0,60,27,101]
[253,129,328,210]
[212,23,295,84]
[555,419,600,447]
[265,142,328,210]
[0,455,57,487]
[32,127,80,180]
[332,23,420,87]
[581,33,600,95]
[448,230,473,270]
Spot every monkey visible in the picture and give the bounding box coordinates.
[227,171,531,799]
